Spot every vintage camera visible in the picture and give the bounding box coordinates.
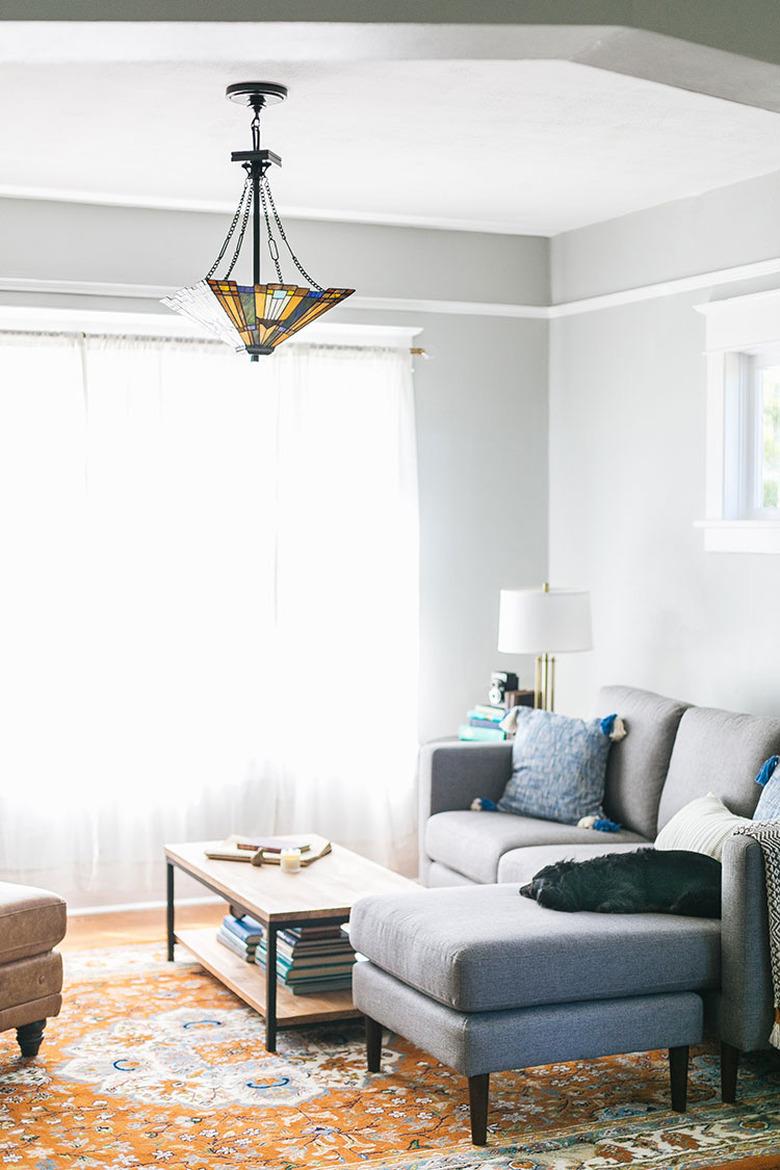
[488,670,518,708]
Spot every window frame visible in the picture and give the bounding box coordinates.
[694,289,780,554]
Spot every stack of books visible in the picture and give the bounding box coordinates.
[255,924,356,995]
[459,704,510,742]
[217,913,265,962]
[458,691,535,742]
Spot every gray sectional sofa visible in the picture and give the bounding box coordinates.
[351,686,780,1144]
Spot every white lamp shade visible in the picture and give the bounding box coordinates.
[498,587,592,654]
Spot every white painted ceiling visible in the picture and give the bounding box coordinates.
[3,57,780,235]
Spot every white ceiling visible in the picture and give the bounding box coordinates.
[3,57,780,236]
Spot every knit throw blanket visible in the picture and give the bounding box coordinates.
[733,821,780,1049]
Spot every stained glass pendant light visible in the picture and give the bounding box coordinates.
[163,82,354,360]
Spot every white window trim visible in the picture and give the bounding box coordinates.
[694,288,780,554]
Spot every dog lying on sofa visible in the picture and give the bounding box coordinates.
[519,849,721,918]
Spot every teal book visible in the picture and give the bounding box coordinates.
[458,724,506,743]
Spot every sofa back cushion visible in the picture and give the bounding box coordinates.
[598,685,689,839]
[657,706,780,829]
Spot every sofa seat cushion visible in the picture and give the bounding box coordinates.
[497,842,650,884]
[657,706,780,830]
[0,882,67,964]
[349,883,720,1013]
[425,810,647,884]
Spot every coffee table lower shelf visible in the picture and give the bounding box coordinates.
[175,927,362,1028]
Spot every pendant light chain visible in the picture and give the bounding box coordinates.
[223,183,254,279]
[258,179,284,282]
[205,176,252,280]
[262,175,325,292]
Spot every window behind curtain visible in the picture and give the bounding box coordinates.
[0,333,419,906]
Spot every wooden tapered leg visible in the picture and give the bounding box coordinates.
[17,1020,46,1058]
[468,1073,489,1145]
[366,1016,382,1073]
[721,1041,740,1104]
[669,1046,689,1112]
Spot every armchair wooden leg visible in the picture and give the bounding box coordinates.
[366,1016,383,1073]
[721,1041,740,1104]
[468,1073,489,1145]
[17,1020,46,1058]
[669,1046,689,1112]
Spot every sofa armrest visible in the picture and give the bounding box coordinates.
[719,834,774,1052]
[417,741,513,882]
[419,740,513,818]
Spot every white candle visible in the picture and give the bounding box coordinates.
[280,847,302,873]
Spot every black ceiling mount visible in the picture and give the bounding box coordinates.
[225,82,288,109]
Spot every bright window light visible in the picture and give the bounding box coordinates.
[0,333,420,906]
[758,365,780,510]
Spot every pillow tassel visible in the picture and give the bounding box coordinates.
[500,708,522,734]
[577,814,622,833]
[471,797,498,812]
[600,713,627,742]
[756,755,780,787]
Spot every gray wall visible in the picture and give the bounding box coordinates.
[0,197,548,307]
[0,196,549,742]
[549,172,780,719]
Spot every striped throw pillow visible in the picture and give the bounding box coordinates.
[655,792,751,861]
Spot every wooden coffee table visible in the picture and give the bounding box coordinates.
[164,840,414,1051]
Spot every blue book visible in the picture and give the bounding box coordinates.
[222,914,265,944]
[217,927,257,963]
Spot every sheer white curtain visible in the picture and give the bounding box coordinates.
[0,333,419,907]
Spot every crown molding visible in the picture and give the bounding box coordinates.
[3,253,780,322]
[549,257,780,319]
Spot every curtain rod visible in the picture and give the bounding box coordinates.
[0,327,428,356]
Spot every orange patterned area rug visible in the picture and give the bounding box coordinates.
[1,945,779,1169]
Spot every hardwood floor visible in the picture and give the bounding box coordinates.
[63,902,223,950]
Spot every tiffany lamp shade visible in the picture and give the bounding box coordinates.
[164,280,354,358]
[162,82,353,360]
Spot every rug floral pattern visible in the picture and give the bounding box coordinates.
[0,945,778,1169]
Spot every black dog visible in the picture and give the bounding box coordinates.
[519,849,721,918]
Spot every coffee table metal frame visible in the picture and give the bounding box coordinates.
[166,858,353,1051]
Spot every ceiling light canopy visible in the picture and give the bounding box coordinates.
[163,82,354,361]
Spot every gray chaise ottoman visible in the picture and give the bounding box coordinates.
[351,883,717,1144]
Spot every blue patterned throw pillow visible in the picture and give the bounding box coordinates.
[753,755,780,821]
[497,708,621,826]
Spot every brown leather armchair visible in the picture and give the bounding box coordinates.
[0,882,66,1056]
